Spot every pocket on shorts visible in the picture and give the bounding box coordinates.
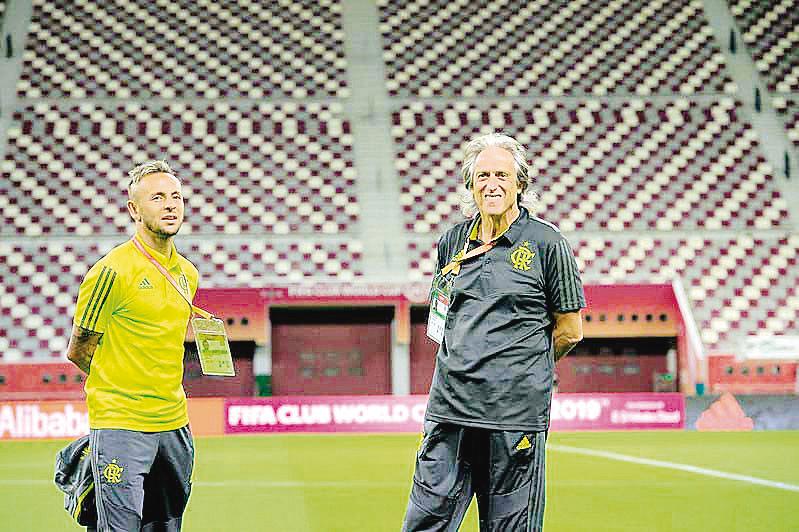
[417,420,438,456]
[414,422,462,491]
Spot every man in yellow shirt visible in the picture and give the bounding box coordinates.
[67,160,198,531]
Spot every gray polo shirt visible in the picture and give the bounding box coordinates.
[426,207,586,432]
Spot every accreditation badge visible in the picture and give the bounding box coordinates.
[426,273,452,344]
[191,317,236,376]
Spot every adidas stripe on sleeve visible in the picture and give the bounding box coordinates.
[544,236,586,313]
[74,263,118,334]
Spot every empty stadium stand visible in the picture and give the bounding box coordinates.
[17,0,349,99]
[0,0,796,383]
[1,101,359,236]
[186,239,363,282]
[727,0,799,93]
[378,0,735,97]
[392,98,788,235]
[774,96,799,148]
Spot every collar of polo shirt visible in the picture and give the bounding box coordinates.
[468,207,528,245]
[134,233,180,269]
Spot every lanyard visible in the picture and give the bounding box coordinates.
[131,237,213,319]
[440,238,496,276]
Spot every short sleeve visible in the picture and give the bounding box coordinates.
[543,235,586,313]
[435,234,448,273]
[73,262,120,334]
[185,261,200,300]
[190,273,199,300]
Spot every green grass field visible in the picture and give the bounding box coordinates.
[2,431,797,531]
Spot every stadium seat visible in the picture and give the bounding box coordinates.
[1,102,359,236]
[773,96,799,147]
[17,0,349,99]
[392,99,788,235]
[186,239,363,282]
[728,0,799,92]
[1,0,796,370]
[377,0,735,97]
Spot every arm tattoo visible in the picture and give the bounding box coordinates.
[66,326,102,374]
[76,327,102,339]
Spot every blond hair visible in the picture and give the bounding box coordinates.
[127,160,176,199]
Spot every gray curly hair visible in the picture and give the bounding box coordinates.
[127,160,177,199]
[459,133,538,218]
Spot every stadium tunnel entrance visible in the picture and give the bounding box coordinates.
[556,337,677,393]
[180,284,702,397]
[270,306,393,395]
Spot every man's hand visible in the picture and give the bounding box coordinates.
[66,325,102,374]
[553,311,583,362]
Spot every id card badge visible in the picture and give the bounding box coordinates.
[426,274,452,344]
[191,317,236,376]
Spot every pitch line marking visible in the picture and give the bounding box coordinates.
[8,446,799,492]
[0,480,51,485]
[549,444,799,493]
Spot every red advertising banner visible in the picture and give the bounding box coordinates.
[550,393,685,430]
[225,395,428,434]
[0,393,684,439]
[225,393,685,434]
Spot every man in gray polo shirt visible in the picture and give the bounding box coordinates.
[402,133,585,531]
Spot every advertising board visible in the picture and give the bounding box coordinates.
[0,393,685,439]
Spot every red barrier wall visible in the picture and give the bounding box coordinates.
[410,307,437,395]
[0,363,85,401]
[184,358,255,397]
[557,355,669,392]
[192,288,267,342]
[270,308,393,395]
[707,355,797,394]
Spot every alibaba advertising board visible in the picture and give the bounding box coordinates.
[0,401,89,439]
[0,394,685,440]
[0,399,226,440]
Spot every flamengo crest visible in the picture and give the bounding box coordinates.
[102,459,124,484]
[510,241,534,271]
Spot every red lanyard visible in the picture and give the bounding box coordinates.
[131,237,213,319]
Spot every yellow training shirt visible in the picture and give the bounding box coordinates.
[73,235,199,431]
